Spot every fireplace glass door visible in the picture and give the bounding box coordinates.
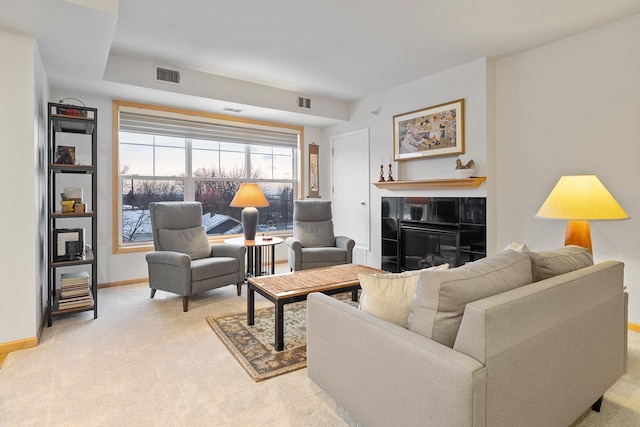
[401,226,458,270]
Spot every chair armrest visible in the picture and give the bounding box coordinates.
[145,251,191,295]
[212,244,246,280]
[145,250,190,268]
[211,243,246,259]
[285,237,302,271]
[335,236,355,262]
[285,236,302,250]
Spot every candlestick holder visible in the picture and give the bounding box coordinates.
[378,164,386,182]
[387,163,394,181]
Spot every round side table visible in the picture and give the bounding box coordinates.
[224,236,284,277]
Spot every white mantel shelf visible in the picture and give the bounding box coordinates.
[372,177,486,190]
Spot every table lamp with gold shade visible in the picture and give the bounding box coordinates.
[230,183,270,240]
[535,175,628,254]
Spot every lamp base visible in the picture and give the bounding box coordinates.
[241,207,259,240]
[564,220,592,254]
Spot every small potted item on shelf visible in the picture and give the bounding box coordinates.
[60,200,75,213]
[455,159,475,179]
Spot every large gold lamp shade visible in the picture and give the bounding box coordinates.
[535,175,628,253]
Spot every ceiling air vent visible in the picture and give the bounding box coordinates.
[297,97,311,109]
[154,65,181,85]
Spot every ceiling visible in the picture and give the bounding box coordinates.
[2,0,639,126]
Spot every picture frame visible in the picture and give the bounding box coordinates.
[53,228,84,260]
[54,145,76,165]
[393,99,464,161]
[308,143,320,198]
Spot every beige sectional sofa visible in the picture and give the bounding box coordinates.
[307,246,628,427]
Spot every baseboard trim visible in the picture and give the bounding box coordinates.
[0,337,38,368]
[98,277,148,289]
[629,323,640,333]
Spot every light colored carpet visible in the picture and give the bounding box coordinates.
[1,280,638,426]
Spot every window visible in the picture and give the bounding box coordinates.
[113,100,302,251]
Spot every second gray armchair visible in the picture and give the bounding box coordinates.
[145,202,246,312]
[285,200,355,271]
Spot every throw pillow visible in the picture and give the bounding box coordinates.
[358,264,449,327]
[158,226,211,260]
[504,241,528,252]
[525,245,593,282]
[407,250,533,348]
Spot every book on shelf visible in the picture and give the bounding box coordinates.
[58,294,93,310]
[61,271,90,285]
[58,300,93,310]
[60,287,91,298]
[58,293,92,302]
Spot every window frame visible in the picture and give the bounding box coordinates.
[112,100,305,254]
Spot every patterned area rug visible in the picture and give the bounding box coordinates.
[207,292,357,382]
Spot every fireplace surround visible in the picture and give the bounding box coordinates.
[381,197,486,272]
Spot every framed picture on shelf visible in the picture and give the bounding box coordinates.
[393,99,464,161]
[53,228,84,260]
[54,145,76,165]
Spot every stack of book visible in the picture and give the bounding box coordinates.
[58,271,93,310]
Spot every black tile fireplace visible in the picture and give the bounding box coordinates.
[381,197,486,272]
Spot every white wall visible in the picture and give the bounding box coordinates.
[323,58,492,271]
[495,14,640,324]
[35,40,49,333]
[0,31,42,343]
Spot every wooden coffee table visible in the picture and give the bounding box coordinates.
[247,263,384,351]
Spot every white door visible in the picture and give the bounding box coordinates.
[331,128,370,254]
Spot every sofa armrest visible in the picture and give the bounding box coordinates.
[307,292,486,427]
[453,260,626,427]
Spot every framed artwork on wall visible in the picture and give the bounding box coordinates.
[393,98,464,161]
[308,143,320,198]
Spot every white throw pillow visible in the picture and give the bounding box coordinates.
[504,241,528,252]
[358,264,449,327]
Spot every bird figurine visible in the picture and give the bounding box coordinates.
[455,159,475,169]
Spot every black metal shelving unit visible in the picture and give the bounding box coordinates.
[47,102,98,326]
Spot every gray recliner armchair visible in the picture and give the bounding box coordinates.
[145,202,246,312]
[285,200,355,271]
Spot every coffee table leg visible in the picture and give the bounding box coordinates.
[247,286,255,326]
[352,289,358,302]
[275,302,284,351]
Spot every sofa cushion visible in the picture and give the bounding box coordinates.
[407,250,533,347]
[525,245,593,282]
[358,264,449,327]
[158,226,211,260]
[295,220,336,247]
